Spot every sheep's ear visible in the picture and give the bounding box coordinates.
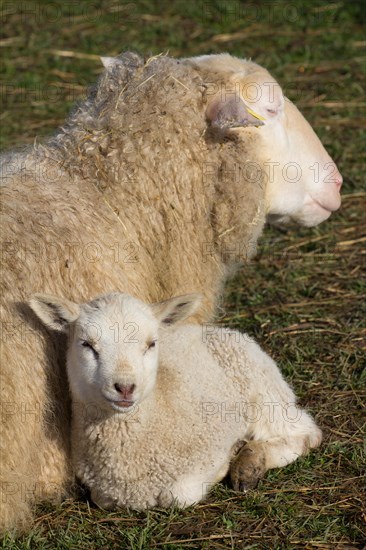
[206,96,265,130]
[151,293,202,325]
[29,294,80,332]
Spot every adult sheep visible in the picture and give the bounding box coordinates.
[0,52,341,533]
[29,290,322,510]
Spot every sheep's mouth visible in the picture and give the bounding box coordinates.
[312,198,338,213]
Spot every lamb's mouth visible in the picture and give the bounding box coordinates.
[109,399,135,411]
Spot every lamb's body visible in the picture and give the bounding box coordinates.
[75,326,321,509]
[1,52,339,531]
[30,292,321,509]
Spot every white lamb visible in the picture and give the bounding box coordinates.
[29,291,322,509]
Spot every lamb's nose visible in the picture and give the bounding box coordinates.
[114,383,135,399]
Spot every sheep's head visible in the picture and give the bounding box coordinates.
[190,53,342,228]
[29,292,201,414]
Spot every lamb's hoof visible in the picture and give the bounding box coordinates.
[230,439,247,458]
[91,488,118,510]
[229,443,264,493]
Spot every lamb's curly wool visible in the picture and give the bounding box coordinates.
[74,315,321,510]
[0,51,339,532]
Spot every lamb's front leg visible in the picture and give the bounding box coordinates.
[158,442,246,508]
[230,430,322,492]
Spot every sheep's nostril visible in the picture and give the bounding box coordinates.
[333,171,343,189]
[114,383,136,399]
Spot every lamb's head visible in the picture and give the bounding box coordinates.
[29,292,201,413]
[189,53,342,227]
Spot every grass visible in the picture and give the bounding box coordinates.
[1,0,365,548]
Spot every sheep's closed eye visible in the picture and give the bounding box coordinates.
[81,340,99,357]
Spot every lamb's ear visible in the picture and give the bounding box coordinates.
[29,294,80,332]
[206,96,265,130]
[151,293,202,325]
